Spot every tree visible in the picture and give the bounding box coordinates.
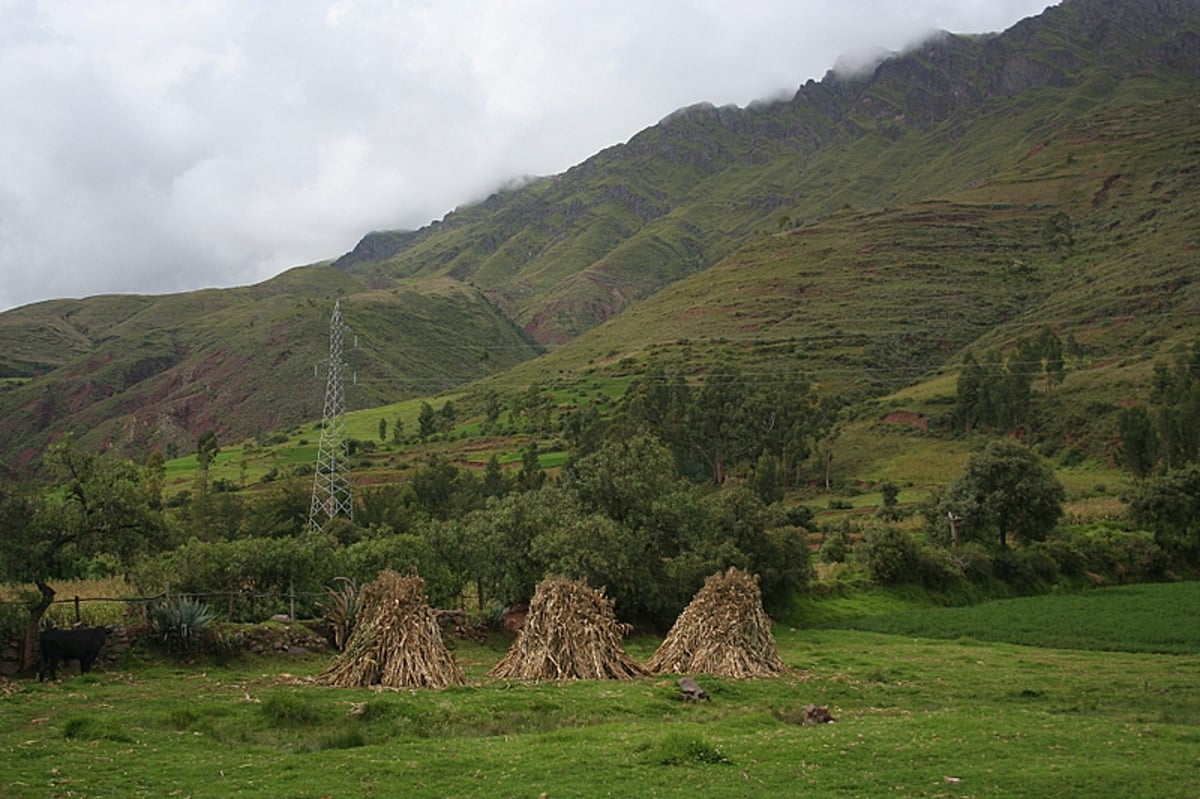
[939,439,1064,548]
[417,402,437,440]
[481,454,510,498]
[515,443,546,492]
[1118,406,1160,479]
[196,430,220,470]
[1,436,165,669]
[1129,464,1200,561]
[439,400,457,434]
[1036,326,1066,393]
[955,352,985,433]
[377,417,387,442]
[688,362,749,485]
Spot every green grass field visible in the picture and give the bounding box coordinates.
[3,582,1198,798]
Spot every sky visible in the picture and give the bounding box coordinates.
[0,0,1058,312]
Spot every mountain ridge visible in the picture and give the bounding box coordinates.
[1,0,1198,469]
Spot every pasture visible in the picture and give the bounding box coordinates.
[2,582,1198,798]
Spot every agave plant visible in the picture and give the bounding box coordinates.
[149,596,217,656]
[321,577,359,651]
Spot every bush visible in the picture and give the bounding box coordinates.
[0,601,28,643]
[993,547,1059,591]
[819,523,852,564]
[1069,525,1169,582]
[757,526,813,613]
[1031,538,1087,578]
[916,544,965,590]
[861,524,920,585]
[951,542,995,584]
[135,532,339,621]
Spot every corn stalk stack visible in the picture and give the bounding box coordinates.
[645,567,785,678]
[317,570,464,689]
[490,576,647,681]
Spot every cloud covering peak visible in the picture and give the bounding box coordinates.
[0,0,1055,311]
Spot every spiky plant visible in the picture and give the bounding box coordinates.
[149,596,216,657]
[320,577,359,652]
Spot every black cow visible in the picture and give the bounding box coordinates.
[38,626,107,681]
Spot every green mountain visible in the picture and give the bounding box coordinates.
[333,0,1200,345]
[0,0,1197,470]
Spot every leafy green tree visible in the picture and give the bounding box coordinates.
[531,510,655,619]
[196,430,220,470]
[482,390,504,433]
[562,434,682,528]
[481,454,510,498]
[354,484,418,533]
[1118,405,1160,479]
[438,400,457,434]
[955,352,985,433]
[377,417,387,442]
[410,456,481,519]
[2,436,165,668]
[938,439,1064,548]
[751,452,784,505]
[876,481,903,521]
[1042,210,1074,250]
[417,401,437,440]
[1036,326,1066,393]
[862,522,920,584]
[515,443,546,492]
[687,362,750,485]
[1129,464,1200,561]
[462,487,575,606]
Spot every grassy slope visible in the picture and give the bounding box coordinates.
[159,91,1200,514]
[2,582,1197,798]
[0,273,541,468]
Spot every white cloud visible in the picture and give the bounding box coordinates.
[0,0,1056,311]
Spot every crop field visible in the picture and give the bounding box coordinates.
[2,582,1198,798]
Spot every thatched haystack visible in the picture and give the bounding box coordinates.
[489,576,647,681]
[645,567,785,678]
[317,570,464,689]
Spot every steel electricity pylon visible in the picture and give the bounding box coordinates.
[308,299,353,530]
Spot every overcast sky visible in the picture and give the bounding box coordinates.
[0,0,1057,312]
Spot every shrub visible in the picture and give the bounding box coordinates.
[993,547,1059,591]
[1031,538,1087,578]
[951,542,995,584]
[916,544,965,590]
[0,601,28,643]
[819,523,852,564]
[862,524,920,585]
[1070,525,1169,582]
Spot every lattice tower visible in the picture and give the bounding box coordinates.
[309,300,353,529]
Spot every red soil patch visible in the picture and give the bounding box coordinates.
[881,411,929,431]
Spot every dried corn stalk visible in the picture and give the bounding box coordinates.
[317,570,464,689]
[489,576,646,681]
[645,567,785,678]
